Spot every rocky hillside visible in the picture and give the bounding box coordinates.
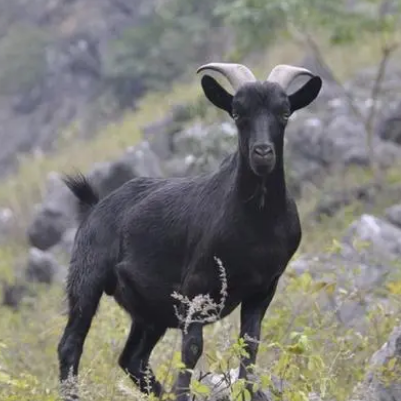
[1,1,401,398]
[0,0,223,178]
[1,53,401,399]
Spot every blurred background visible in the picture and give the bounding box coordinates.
[1,0,401,400]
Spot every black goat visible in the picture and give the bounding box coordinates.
[57,62,322,401]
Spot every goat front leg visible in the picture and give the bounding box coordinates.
[238,277,280,401]
[172,323,203,401]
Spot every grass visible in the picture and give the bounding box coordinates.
[1,161,401,400]
[1,31,401,401]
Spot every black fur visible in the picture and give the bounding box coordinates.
[62,173,99,220]
[57,72,322,401]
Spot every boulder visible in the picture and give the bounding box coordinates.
[377,100,401,145]
[141,104,190,160]
[27,172,78,250]
[288,214,401,331]
[88,141,163,197]
[1,281,31,309]
[384,204,401,229]
[351,324,401,401]
[312,183,379,221]
[25,247,64,285]
[343,214,401,262]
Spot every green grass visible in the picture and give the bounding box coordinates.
[1,162,401,400]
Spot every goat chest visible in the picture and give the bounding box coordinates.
[209,206,302,302]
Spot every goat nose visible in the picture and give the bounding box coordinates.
[253,144,273,157]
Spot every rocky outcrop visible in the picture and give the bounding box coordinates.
[27,172,78,250]
[0,0,155,177]
[351,324,401,401]
[289,214,401,332]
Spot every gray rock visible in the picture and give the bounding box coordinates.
[88,141,163,197]
[287,111,401,181]
[351,325,401,401]
[162,155,197,177]
[0,0,148,178]
[141,104,190,160]
[27,172,78,250]
[50,227,77,262]
[288,213,401,330]
[196,368,287,401]
[289,250,390,330]
[1,281,31,309]
[377,100,401,145]
[170,121,236,176]
[25,247,63,284]
[312,184,379,221]
[27,206,72,250]
[343,214,401,262]
[384,204,401,228]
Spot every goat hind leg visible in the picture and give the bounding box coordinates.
[57,290,102,401]
[119,322,166,397]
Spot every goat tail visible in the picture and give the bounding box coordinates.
[63,172,100,220]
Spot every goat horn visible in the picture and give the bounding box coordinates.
[196,63,257,91]
[266,64,316,91]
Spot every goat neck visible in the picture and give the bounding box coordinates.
[234,146,286,211]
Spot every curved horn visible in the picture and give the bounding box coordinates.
[196,62,257,91]
[266,64,317,92]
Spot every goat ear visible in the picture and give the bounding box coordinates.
[288,76,322,113]
[201,75,234,116]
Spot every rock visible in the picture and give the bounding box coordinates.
[1,281,31,309]
[170,121,237,176]
[351,324,401,401]
[59,227,77,255]
[162,155,197,177]
[312,183,379,221]
[287,213,401,330]
[287,112,401,177]
[25,247,63,284]
[0,0,150,178]
[377,100,401,145]
[27,172,78,250]
[196,369,287,401]
[27,206,73,250]
[142,114,177,160]
[88,141,163,196]
[343,214,401,262]
[289,250,390,331]
[50,227,77,261]
[282,63,401,192]
[384,204,401,228]
[141,104,190,160]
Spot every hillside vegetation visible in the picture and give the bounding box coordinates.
[1,1,401,401]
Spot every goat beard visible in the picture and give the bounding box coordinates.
[243,177,268,209]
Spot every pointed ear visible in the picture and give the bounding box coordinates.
[201,75,234,116]
[289,76,322,113]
